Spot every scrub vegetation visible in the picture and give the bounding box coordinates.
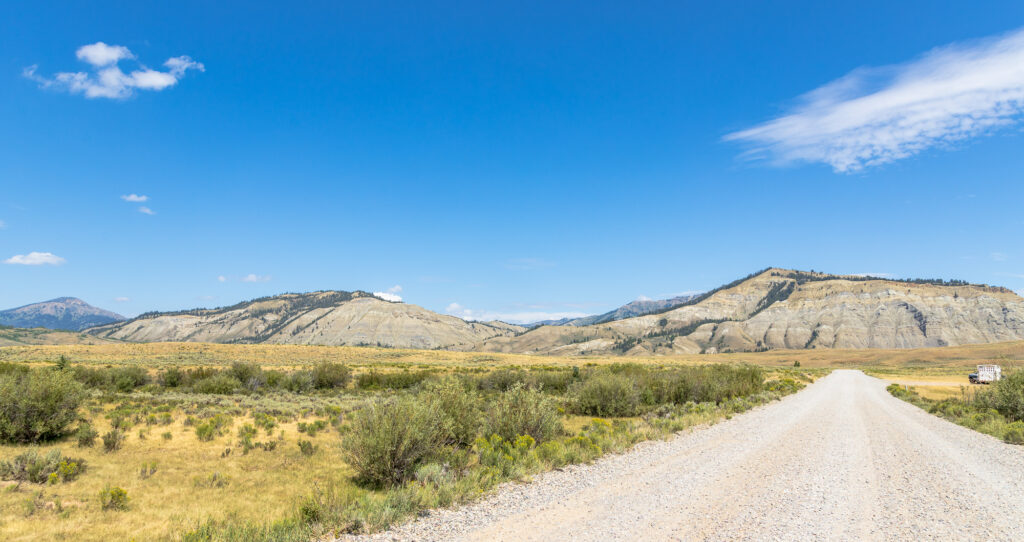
[887,370,1024,444]
[0,346,812,541]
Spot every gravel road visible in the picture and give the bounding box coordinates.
[349,370,1024,541]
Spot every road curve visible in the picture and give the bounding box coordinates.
[352,370,1024,541]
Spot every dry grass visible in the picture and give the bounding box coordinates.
[3,340,1023,370]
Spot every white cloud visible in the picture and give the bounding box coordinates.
[217,275,227,283]
[76,42,133,66]
[121,194,148,202]
[445,302,587,324]
[114,297,130,302]
[138,206,155,215]
[851,273,895,278]
[635,295,652,302]
[241,273,270,283]
[25,43,204,100]
[992,252,1008,262]
[374,292,403,302]
[4,252,66,265]
[726,27,1024,172]
[0,220,5,229]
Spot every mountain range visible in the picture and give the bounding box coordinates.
[87,290,523,350]
[5,268,1024,354]
[0,297,125,331]
[479,268,1024,355]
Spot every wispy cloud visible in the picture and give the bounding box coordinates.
[121,194,148,202]
[851,272,895,278]
[445,302,587,324]
[138,206,155,215]
[114,297,130,302]
[241,273,271,283]
[217,275,227,283]
[505,257,555,271]
[25,42,204,100]
[4,252,66,265]
[0,219,5,229]
[726,27,1024,172]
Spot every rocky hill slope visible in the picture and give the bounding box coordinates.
[87,291,524,349]
[480,268,1024,355]
[0,297,125,331]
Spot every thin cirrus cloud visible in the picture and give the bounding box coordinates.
[138,206,156,215]
[725,26,1024,173]
[24,42,204,99]
[4,252,67,265]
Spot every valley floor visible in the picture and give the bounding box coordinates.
[348,370,1024,541]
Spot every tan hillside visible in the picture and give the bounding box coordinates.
[480,268,1024,355]
[87,291,523,349]
[0,326,119,347]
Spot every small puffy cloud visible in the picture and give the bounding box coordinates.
[121,194,148,202]
[138,206,155,215]
[241,273,270,283]
[374,292,403,302]
[114,297,130,302]
[25,42,204,100]
[217,275,227,283]
[4,252,66,265]
[76,42,133,66]
[726,27,1024,172]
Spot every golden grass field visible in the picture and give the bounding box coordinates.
[1,340,1020,540]
[3,339,1022,369]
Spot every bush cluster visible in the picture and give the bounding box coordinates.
[0,368,86,443]
[0,449,86,485]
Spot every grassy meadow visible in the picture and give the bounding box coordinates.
[1,341,1020,541]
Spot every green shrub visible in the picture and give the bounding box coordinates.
[1,449,86,484]
[284,371,314,393]
[298,440,317,456]
[571,373,640,417]
[420,377,482,447]
[1003,421,1024,445]
[342,398,441,487]
[311,363,351,389]
[76,423,99,447]
[476,369,528,392]
[230,363,266,392]
[159,367,184,387]
[988,371,1024,422]
[192,374,241,395]
[102,429,125,452]
[99,485,130,510]
[485,383,561,443]
[0,368,86,443]
[356,370,432,390]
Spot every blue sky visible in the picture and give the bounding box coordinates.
[2,1,1023,323]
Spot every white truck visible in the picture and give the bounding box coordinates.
[969,364,1002,384]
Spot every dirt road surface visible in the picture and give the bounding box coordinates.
[352,370,1024,541]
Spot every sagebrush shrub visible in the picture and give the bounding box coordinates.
[570,373,640,417]
[312,363,351,389]
[0,368,85,443]
[988,371,1024,422]
[420,377,482,447]
[99,485,130,510]
[192,374,241,395]
[343,398,441,487]
[1,449,86,485]
[76,423,99,447]
[297,440,317,456]
[102,429,125,452]
[485,383,561,443]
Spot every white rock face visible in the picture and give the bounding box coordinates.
[88,291,523,349]
[480,269,1024,354]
